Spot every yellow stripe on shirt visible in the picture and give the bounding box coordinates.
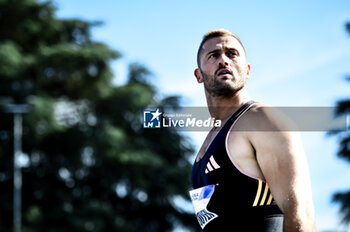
[259,183,269,206]
[252,180,263,207]
[266,192,273,205]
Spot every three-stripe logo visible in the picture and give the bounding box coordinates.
[205,155,221,174]
[252,180,273,207]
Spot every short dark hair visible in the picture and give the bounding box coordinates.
[197,29,246,68]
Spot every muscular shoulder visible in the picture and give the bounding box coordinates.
[238,103,303,160]
[238,103,296,132]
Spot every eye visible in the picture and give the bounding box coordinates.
[227,50,238,58]
[208,53,218,60]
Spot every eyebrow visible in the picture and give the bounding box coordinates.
[206,47,240,57]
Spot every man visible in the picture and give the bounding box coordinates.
[189,29,315,231]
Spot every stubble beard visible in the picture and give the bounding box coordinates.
[201,70,245,98]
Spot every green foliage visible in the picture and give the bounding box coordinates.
[333,191,350,224]
[331,22,350,225]
[0,41,33,77]
[0,0,199,231]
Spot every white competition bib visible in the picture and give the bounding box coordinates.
[189,184,218,229]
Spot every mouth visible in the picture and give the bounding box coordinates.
[216,68,232,77]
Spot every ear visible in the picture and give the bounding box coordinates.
[245,64,251,80]
[194,68,203,83]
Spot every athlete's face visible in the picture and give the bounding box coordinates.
[195,36,250,97]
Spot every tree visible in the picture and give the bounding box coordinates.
[330,22,350,225]
[0,0,198,231]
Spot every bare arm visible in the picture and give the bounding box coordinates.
[248,107,315,231]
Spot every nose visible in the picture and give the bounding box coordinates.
[218,54,230,67]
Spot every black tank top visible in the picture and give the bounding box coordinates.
[190,101,283,231]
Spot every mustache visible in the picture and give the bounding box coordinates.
[215,66,233,76]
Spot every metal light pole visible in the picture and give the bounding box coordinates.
[5,104,29,232]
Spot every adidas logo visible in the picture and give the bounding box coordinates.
[205,155,221,174]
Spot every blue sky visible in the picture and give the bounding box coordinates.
[54,0,350,231]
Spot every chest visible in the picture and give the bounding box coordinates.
[192,122,263,189]
[196,130,220,162]
[192,128,231,187]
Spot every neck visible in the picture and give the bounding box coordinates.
[205,87,250,121]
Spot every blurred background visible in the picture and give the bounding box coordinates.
[0,0,349,231]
